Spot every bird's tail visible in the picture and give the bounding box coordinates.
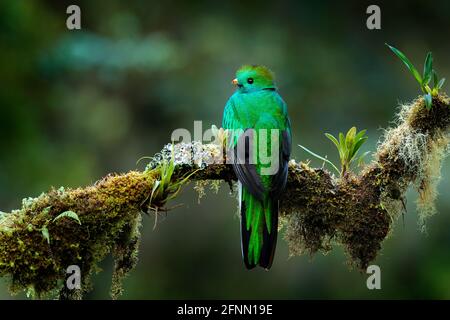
[240,186,278,270]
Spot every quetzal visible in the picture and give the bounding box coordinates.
[222,65,291,270]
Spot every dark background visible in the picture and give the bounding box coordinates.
[0,0,449,299]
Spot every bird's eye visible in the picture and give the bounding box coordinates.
[247,78,254,84]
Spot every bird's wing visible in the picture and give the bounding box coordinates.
[270,127,291,199]
[269,97,292,200]
[222,97,265,201]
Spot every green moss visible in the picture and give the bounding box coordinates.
[0,170,156,299]
[283,94,449,270]
[111,213,142,299]
[0,94,448,298]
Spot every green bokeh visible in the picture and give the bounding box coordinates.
[0,0,449,299]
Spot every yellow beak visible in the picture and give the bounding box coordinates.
[232,78,238,86]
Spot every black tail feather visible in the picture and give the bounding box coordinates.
[240,200,256,269]
[259,199,278,270]
[240,197,279,270]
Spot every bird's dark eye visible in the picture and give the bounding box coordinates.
[247,78,254,84]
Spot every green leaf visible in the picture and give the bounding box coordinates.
[433,70,438,88]
[386,44,422,85]
[339,132,348,164]
[149,180,161,204]
[423,52,433,84]
[345,127,357,161]
[325,133,340,150]
[41,226,50,244]
[136,156,153,166]
[424,93,432,110]
[351,137,368,159]
[166,169,200,201]
[338,132,346,149]
[53,210,82,225]
[346,127,357,145]
[438,78,446,89]
[337,132,346,160]
[161,145,176,186]
[354,129,367,142]
[422,73,432,87]
[298,144,340,175]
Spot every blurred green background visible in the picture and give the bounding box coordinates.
[0,0,449,299]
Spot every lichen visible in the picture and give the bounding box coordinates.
[111,213,142,299]
[377,95,450,228]
[416,133,449,228]
[283,95,449,270]
[282,163,339,257]
[194,180,221,204]
[194,181,208,203]
[0,170,156,299]
[0,94,448,298]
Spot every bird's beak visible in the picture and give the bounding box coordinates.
[232,78,238,86]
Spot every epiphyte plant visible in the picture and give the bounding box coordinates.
[143,145,198,223]
[386,44,446,109]
[325,127,369,176]
[298,127,369,177]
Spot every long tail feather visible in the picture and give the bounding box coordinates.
[240,199,256,269]
[259,199,278,270]
[240,186,278,270]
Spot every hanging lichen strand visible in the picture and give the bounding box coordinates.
[0,94,448,299]
[283,95,449,268]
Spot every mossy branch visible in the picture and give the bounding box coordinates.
[0,95,449,299]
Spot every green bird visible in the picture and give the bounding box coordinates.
[222,65,291,270]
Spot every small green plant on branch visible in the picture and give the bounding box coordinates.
[298,144,340,175]
[40,208,82,244]
[386,44,446,109]
[299,127,369,176]
[325,127,369,176]
[0,46,448,300]
[142,146,198,228]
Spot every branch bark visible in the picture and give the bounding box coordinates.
[0,95,448,299]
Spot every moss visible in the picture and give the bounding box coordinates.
[377,95,449,227]
[408,94,450,134]
[0,170,156,299]
[337,174,391,270]
[0,95,448,298]
[283,95,449,270]
[282,163,391,270]
[111,213,142,299]
[282,163,340,256]
[415,133,449,228]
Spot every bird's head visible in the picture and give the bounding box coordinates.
[232,65,276,93]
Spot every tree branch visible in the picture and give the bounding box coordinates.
[0,95,448,299]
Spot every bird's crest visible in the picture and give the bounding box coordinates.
[237,65,275,82]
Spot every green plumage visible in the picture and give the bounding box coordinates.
[222,65,291,269]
